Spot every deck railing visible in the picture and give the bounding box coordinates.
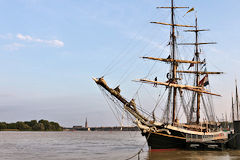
[186,133,227,142]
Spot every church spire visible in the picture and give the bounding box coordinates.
[85,117,88,128]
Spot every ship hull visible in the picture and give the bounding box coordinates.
[142,128,187,150]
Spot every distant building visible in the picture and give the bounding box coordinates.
[73,125,83,129]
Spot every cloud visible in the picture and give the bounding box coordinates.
[16,34,64,47]
[0,33,13,39]
[4,43,25,51]
[17,34,33,41]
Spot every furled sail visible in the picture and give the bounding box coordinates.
[177,71,223,75]
[150,22,196,28]
[142,57,204,64]
[135,79,221,96]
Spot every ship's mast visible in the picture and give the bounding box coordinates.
[232,94,235,122]
[171,0,177,124]
[181,17,219,124]
[236,80,239,120]
[136,1,222,124]
[94,0,223,127]
[183,17,202,124]
[195,17,201,124]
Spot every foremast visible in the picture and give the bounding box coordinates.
[148,0,198,124]
[153,0,190,124]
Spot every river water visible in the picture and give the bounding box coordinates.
[0,131,240,160]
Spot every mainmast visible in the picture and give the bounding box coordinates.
[195,17,201,124]
[183,17,202,124]
[181,17,219,124]
[170,0,177,124]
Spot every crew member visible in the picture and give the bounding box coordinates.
[154,77,157,87]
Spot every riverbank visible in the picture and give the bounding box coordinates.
[0,120,63,131]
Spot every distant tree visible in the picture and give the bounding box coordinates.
[39,119,51,131]
[24,120,37,128]
[16,121,31,131]
[50,122,63,131]
[32,123,45,131]
[0,120,62,131]
[0,122,7,130]
[30,120,38,127]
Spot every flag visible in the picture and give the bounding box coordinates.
[199,74,209,87]
[201,58,206,69]
[187,57,195,70]
[204,75,209,86]
[184,8,194,17]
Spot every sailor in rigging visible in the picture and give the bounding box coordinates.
[154,77,157,87]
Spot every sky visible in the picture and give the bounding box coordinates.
[0,0,239,127]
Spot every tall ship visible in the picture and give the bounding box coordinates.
[93,0,228,150]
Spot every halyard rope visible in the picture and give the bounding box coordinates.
[125,130,152,160]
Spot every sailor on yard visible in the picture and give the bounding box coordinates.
[154,77,157,87]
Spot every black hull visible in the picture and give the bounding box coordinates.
[141,127,187,150]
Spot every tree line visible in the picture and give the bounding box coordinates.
[0,119,63,131]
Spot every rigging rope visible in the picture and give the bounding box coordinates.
[162,87,172,123]
[201,95,211,122]
[124,131,152,160]
[152,89,167,113]
[99,86,122,125]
